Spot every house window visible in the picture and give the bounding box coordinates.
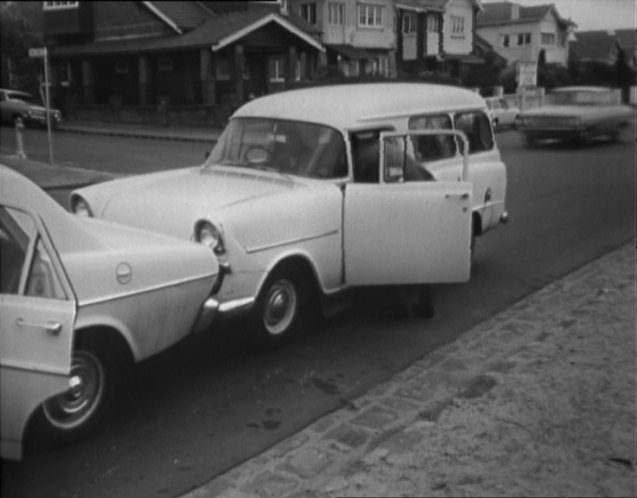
[558,32,567,46]
[328,2,344,25]
[402,12,417,34]
[541,32,556,45]
[358,3,383,28]
[269,56,285,82]
[502,34,510,47]
[299,3,317,24]
[517,33,531,45]
[115,60,129,74]
[427,15,441,33]
[450,15,465,35]
[158,56,173,72]
[43,1,78,10]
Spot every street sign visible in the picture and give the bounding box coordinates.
[28,47,47,58]
[516,61,537,87]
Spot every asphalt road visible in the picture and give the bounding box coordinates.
[2,125,635,498]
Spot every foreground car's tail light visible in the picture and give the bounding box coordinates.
[72,198,93,217]
[196,221,225,255]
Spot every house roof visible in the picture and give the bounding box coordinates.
[326,44,374,61]
[50,9,323,57]
[569,30,617,62]
[146,1,214,30]
[477,1,575,28]
[396,0,484,12]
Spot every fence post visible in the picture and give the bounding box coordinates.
[14,117,26,159]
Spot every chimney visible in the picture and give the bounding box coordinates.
[510,3,520,20]
[280,0,289,15]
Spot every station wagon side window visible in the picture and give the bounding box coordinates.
[0,206,66,299]
[454,111,494,153]
[408,114,456,161]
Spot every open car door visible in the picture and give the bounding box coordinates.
[344,130,473,286]
[1,205,76,460]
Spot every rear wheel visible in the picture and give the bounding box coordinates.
[33,343,116,446]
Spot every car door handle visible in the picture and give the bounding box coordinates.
[16,318,63,336]
[445,192,470,200]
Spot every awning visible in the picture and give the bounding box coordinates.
[326,44,374,61]
[442,53,484,64]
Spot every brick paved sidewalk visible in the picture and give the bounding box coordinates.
[182,243,635,498]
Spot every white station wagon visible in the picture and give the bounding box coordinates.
[71,83,508,346]
[1,165,220,460]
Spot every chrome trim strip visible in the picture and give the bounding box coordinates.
[1,360,68,376]
[244,229,339,254]
[78,273,216,307]
[219,297,255,313]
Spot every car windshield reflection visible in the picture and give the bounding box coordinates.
[204,118,348,179]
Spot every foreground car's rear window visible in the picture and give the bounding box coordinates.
[206,118,347,179]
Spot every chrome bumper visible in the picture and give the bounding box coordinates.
[192,296,220,334]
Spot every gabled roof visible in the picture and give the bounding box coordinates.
[145,1,214,31]
[615,29,636,51]
[569,30,618,63]
[49,9,323,57]
[477,1,575,29]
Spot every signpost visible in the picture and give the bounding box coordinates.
[28,46,54,165]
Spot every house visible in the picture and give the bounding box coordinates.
[41,1,324,126]
[569,29,636,103]
[476,1,575,67]
[286,0,397,78]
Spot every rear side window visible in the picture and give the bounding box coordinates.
[454,111,494,153]
[408,114,456,161]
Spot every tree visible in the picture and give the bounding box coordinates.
[0,1,43,92]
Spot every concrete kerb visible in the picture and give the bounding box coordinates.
[56,122,221,144]
[180,242,635,498]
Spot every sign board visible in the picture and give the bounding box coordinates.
[516,61,537,87]
[28,47,47,58]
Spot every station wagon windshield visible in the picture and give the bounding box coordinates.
[204,118,347,179]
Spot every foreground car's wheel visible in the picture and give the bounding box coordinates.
[253,265,311,348]
[35,346,114,445]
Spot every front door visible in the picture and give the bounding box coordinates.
[0,205,76,459]
[343,181,472,285]
[343,129,473,286]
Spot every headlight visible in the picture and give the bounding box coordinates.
[73,198,93,217]
[195,221,225,255]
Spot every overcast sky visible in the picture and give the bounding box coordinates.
[481,0,637,31]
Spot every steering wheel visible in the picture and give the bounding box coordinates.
[244,145,271,164]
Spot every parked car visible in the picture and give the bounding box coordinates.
[0,88,63,128]
[0,165,221,460]
[515,86,634,147]
[485,97,520,130]
[70,83,508,347]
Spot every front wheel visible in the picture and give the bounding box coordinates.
[252,266,310,348]
[34,346,114,445]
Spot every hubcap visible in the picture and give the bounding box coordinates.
[263,279,297,336]
[43,350,105,430]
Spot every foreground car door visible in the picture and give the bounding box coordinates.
[0,205,75,460]
[343,181,472,285]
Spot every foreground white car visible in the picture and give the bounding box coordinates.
[71,83,508,346]
[1,165,220,460]
[515,86,634,146]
